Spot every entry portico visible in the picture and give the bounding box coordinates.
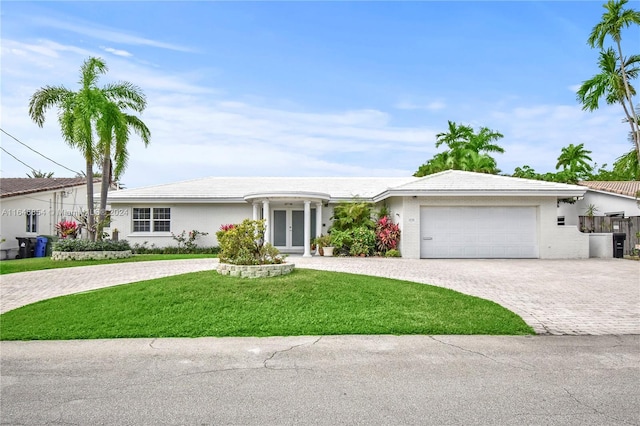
[244,191,330,257]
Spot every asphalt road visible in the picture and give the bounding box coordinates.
[2,335,638,425]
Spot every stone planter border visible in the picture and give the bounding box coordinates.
[52,250,133,261]
[217,262,294,278]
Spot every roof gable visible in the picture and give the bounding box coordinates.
[385,170,587,195]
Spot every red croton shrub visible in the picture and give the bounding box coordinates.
[375,216,400,253]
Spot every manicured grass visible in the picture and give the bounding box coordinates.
[0,254,216,275]
[0,269,534,340]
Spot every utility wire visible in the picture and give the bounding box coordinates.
[0,146,37,171]
[0,128,82,175]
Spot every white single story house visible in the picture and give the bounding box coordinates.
[107,170,590,259]
[558,181,640,225]
[0,178,102,259]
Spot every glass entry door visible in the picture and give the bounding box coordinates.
[272,208,316,250]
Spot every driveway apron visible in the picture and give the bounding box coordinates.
[0,257,638,335]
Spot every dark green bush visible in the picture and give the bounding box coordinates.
[130,242,219,255]
[53,239,132,252]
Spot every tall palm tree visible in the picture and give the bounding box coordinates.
[577,48,639,123]
[29,57,150,240]
[435,120,474,151]
[588,0,640,160]
[95,98,150,238]
[466,126,505,155]
[556,143,594,177]
[29,57,107,240]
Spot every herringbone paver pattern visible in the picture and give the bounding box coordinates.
[1,257,638,335]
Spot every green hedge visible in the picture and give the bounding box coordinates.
[53,239,132,252]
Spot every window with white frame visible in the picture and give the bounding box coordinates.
[26,210,38,233]
[132,207,171,232]
[153,208,171,232]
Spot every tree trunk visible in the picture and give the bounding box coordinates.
[85,160,96,242]
[97,156,111,241]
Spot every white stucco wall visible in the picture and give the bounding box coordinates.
[396,196,588,259]
[589,233,613,258]
[109,203,254,248]
[558,190,640,226]
[0,184,96,257]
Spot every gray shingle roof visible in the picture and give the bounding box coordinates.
[0,178,91,198]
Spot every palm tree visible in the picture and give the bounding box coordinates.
[29,58,107,240]
[466,126,505,155]
[94,87,150,239]
[415,121,505,176]
[556,143,594,178]
[435,121,473,151]
[577,48,639,122]
[588,0,640,160]
[459,151,499,174]
[29,57,150,240]
[26,170,54,178]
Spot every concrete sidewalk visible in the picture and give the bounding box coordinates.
[1,257,638,335]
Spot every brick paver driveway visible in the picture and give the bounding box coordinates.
[1,257,638,335]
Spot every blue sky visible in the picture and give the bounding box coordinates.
[1,1,638,188]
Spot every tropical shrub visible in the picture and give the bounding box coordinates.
[131,242,219,255]
[216,219,285,265]
[349,226,376,256]
[328,229,352,255]
[55,220,78,239]
[171,229,209,253]
[53,239,132,252]
[330,200,375,232]
[375,216,401,253]
[385,249,401,257]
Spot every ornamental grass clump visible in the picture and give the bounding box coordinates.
[216,219,285,265]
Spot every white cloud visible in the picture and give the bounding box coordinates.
[30,16,195,53]
[102,47,133,57]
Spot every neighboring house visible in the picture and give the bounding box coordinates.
[108,170,589,259]
[0,178,101,259]
[558,181,640,226]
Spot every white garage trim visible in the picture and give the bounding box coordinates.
[420,206,539,259]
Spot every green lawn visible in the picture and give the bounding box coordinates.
[0,269,534,340]
[0,254,216,275]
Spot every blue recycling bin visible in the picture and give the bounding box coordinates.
[34,236,48,258]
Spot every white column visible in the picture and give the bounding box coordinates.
[262,200,270,244]
[252,203,259,220]
[303,200,311,257]
[315,202,323,255]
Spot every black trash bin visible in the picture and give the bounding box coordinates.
[16,237,36,259]
[613,233,626,258]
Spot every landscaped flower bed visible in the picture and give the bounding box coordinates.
[51,239,133,261]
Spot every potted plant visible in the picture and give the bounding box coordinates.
[313,234,332,256]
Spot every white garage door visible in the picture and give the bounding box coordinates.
[420,207,538,259]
